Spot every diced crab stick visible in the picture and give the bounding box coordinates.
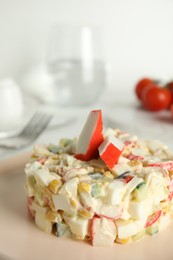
[124,140,136,147]
[144,210,162,228]
[98,135,124,168]
[168,192,173,201]
[168,178,173,201]
[95,204,123,220]
[126,154,144,161]
[75,110,103,161]
[171,104,173,118]
[27,196,35,219]
[147,161,173,171]
[122,175,134,184]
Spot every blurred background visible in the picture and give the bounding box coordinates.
[0,0,173,145]
[0,0,173,91]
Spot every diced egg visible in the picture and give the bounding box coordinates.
[111,162,132,177]
[91,217,117,246]
[105,180,125,205]
[33,168,55,186]
[115,218,146,239]
[147,140,166,153]
[59,177,79,197]
[79,192,95,208]
[95,202,123,219]
[52,194,75,215]
[35,211,52,234]
[32,201,49,215]
[128,197,153,219]
[64,216,89,239]
[25,174,36,197]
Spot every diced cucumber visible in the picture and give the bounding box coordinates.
[146,222,159,236]
[59,138,72,147]
[91,183,104,198]
[132,182,147,202]
[56,222,73,238]
[88,173,102,179]
[47,144,62,154]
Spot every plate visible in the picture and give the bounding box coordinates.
[0,154,173,260]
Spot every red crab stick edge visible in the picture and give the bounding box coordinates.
[75,110,104,161]
[98,135,124,168]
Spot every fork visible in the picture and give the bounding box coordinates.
[0,112,52,149]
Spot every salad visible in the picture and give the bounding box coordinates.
[25,110,173,246]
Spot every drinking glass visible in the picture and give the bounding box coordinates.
[46,23,109,106]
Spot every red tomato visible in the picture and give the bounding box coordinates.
[171,104,173,118]
[135,78,154,100]
[140,83,156,101]
[143,86,172,111]
[166,81,173,105]
[166,81,173,92]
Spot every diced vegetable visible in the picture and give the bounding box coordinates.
[63,216,89,239]
[146,222,159,236]
[91,183,104,198]
[116,236,131,244]
[132,182,147,202]
[48,179,62,194]
[56,222,73,238]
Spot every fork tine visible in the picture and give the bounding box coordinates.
[0,112,52,149]
[22,113,49,136]
[25,114,52,139]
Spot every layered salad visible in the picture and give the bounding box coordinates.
[25,110,173,246]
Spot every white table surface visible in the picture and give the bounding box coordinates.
[0,89,173,161]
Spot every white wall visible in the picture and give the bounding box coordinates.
[0,0,173,91]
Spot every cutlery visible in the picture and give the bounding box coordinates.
[0,112,52,149]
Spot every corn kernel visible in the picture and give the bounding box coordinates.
[78,209,93,219]
[128,160,140,167]
[78,182,91,193]
[121,147,130,157]
[70,198,77,208]
[103,171,114,179]
[94,167,105,173]
[116,237,131,244]
[46,210,62,223]
[48,179,62,194]
[162,204,170,214]
[169,170,173,177]
[128,160,143,172]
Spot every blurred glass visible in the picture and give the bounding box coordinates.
[46,23,109,106]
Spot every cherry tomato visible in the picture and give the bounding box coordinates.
[166,81,173,105]
[143,86,172,111]
[166,81,173,92]
[135,78,154,100]
[140,83,156,101]
[171,104,173,118]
